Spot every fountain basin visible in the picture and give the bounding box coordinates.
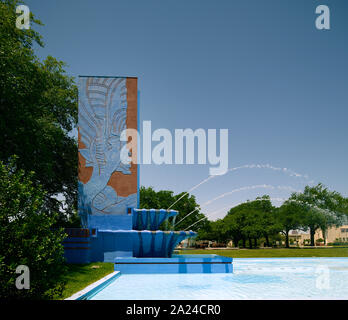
[87,229,196,262]
[132,230,195,257]
[132,209,178,231]
[114,254,233,274]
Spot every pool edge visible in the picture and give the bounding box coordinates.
[65,271,121,300]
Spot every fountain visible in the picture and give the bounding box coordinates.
[113,208,232,274]
[63,75,232,273]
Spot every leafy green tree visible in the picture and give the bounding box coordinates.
[139,186,207,231]
[290,183,347,246]
[0,0,78,225]
[197,219,231,244]
[139,186,161,209]
[241,208,264,248]
[225,196,279,248]
[253,196,280,247]
[276,201,304,248]
[208,220,229,243]
[196,220,213,240]
[221,213,244,247]
[0,158,67,299]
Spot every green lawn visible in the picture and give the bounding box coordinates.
[60,262,114,300]
[179,247,348,258]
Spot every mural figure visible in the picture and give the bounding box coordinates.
[78,77,137,225]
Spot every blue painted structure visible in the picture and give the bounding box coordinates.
[64,209,196,263]
[132,208,178,231]
[65,75,232,273]
[88,215,132,230]
[114,255,233,274]
[78,76,138,222]
[131,230,196,257]
[63,229,91,263]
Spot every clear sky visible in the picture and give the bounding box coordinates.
[27,0,348,220]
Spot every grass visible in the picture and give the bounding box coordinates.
[59,262,114,300]
[179,247,348,258]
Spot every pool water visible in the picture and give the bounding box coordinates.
[90,258,348,300]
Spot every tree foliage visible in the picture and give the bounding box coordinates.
[198,184,348,248]
[289,183,347,246]
[139,186,208,231]
[0,0,78,225]
[199,195,280,248]
[276,201,304,247]
[0,158,67,299]
[225,195,280,247]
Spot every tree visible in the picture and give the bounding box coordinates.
[0,0,78,225]
[225,196,279,248]
[139,186,207,231]
[196,220,213,241]
[241,208,263,249]
[197,218,232,244]
[253,196,280,247]
[290,183,347,246]
[221,213,244,247]
[208,219,229,244]
[276,201,304,248]
[0,158,67,299]
[139,186,161,209]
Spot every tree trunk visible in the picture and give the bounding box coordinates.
[254,238,257,248]
[233,237,239,247]
[248,238,252,249]
[265,235,270,247]
[285,230,289,248]
[242,238,246,248]
[322,228,327,245]
[310,228,315,246]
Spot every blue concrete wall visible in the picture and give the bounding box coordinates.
[114,255,233,274]
[64,229,196,263]
[90,231,133,262]
[63,229,91,263]
[64,229,134,263]
[88,215,132,230]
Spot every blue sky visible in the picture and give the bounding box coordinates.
[27,0,348,219]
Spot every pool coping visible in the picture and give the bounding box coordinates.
[65,271,121,300]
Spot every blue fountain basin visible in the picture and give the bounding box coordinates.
[114,254,233,274]
[132,209,178,231]
[131,230,195,257]
[91,230,196,261]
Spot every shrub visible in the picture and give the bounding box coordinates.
[329,241,348,246]
[0,158,67,299]
[303,239,311,246]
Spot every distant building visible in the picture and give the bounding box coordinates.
[289,225,348,246]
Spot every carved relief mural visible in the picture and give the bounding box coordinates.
[78,76,138,226]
